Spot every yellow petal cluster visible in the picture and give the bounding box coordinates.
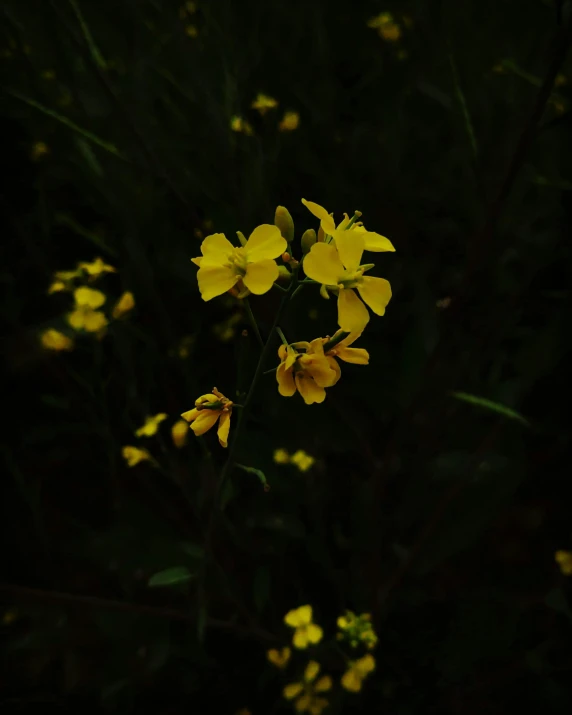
[336,610,378,649]
[555,550,572,576]
[181,388,233,448]
[67,287,108,332]
[283,660,332,714]
[78,257,116,279]
[341,653,376,693]
[279,111,300,132]
[276,340,338,404]
[135,413,168,438]
[171,419,189,448]
[251,92,278,115]
[122,445,154,467]
[267,646,291,669]
[112,291,135,319]
[284,605,323,649]
[40,328,74,352]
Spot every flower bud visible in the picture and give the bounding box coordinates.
[277,265,292,282]
[274,206,294,244]
[301,228,317,254]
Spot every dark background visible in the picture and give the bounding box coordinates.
[1,0,572,712]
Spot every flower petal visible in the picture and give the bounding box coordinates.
[277,363,297,397]
[301,355,338,388]
[191,257,202,267]
[283,683,304,700]
[306,623,323,644]
[197,265,239,301]
[245,224,287,262]
[74,286,106,309]
[314,675,332,693]
[295,694,311,712]
[83,310,108,333]
[295,373,327,404]
[304,660,320,682]
[341,669,362,693]
[301,199,336,235]
[200,233,234,261]
[292,627,310,649]
[285,605,312,627]
[303,243,344,285]
[359,228,396,252]
[355,654,376,676]
[326,356,341,385]
[332,229,364,272]
[217,410,231,448]
[336,346,369,365]
[243,258,279,295]
[190,410,219,436]
[284,345,299,370]
[181,408,199,422]
[357,276,392,316]
[338,289,370,332]
[310,697,329,715]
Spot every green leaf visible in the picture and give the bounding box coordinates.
[147,566,193,588]
[236,463,270,491]
[450,391,529,426]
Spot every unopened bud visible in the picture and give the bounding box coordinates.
[274,206,295,243]
[277,265,292,282]
[301,228,317,254]
[282,252,291,263]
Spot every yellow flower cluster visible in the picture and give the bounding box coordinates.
[122,411,192,467]
[341,654,375,692]
[283,661,332,715]
[181,387,233,448]
[273,449,315,472]
[555,550,572,576]
[367,12,407,42]
[336,610,378,649]
[230,94,300,135]
[285,605,323,649]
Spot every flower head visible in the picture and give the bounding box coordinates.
[274,448,291,464]
[181,388,233,448]
[290,450,315,472]
[367,12,402,41]
[337,610,378,650]
[276,340,338,405]
[279,111,300,132]
[122,445,154,467]
[171,419,189,448]
[40,328,74,352]
[309,330,369,385]
[77,257,116,279]
[267,646,291,668]
[284,605,323,649]
[555,550,572,576]
[230,115,254,135]
[341,653,375,693]
[67,287,108,332]
[251,92,278,115]
[48,268,82,294]
[135,413,168,438]
[283,660,331,714]
[112,291,135,319]
[31,142,49,161]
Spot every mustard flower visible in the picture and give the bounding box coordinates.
[181,388,233,448]
[290,450,315,472]
[276,341,338,405]
[77,257,116,279]
[274,448,291,464]
[192,226,286,301]
[284,605,323,649]
[67,287,108,332]
[40,328,74,352]
[122,445,154,467]
[341,654,375,693]
[135,413,168,438]
[283,661,331,714]
[267,646,291,668]
[337,610,378,650]
[251,93,278,115]
[112,291,135,319]
[171,419,189,448]
[555,550,572,576]
[230,115,254,135]
[311,330,369,385]
[48,269,81,294]
[279,110,300,132]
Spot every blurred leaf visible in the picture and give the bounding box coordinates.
[148,566,193,587]
[450,391,529,426]
[236,463,270,491]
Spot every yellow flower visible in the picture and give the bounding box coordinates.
[315,330,369,385]
[341,654,375,693]
[192,226,286,301]
[181,388,233,448]
[67,287,108,332]
[290,450,315,472]
[31,142,49,160]
[274,448,291,464]
[276,340,338,405]
[48,268,81,294]
[135,413,168,438]
[112,291,135,319]
[284,605,323,649]
[251,93,278,115]
[283,660,331,714]
[230,115,254,135]
[279,110,300,132]
[267,646,291,668]
[40,329,74,352]
[171,419,189,448]
[555,550,572,576]
[122,445,153,467]
[77,257,116,279]
[367,12,402,41]
[337,610,378,650]
[185,24,198,37]
[302,200,393,332]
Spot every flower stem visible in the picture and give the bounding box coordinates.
[243,297,263,350]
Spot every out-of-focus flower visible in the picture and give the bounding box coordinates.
[31,142,49,161]
[555,550,572,576]
[278,110,300,132]
[283,660,332,714]
[78,257,116,279]
[367,12,402,41]
[341,654,375,692]
[171,419,189,448]
[273,448,291,464]
[185,24,198,37]
[67,287,108,332]
[177,335,195,359]
[112,291,135,319]
[122,445,153,467]
[213,311,242,342]
[40,328,74,352]
[48,268,82,294]
[555,74,567,87]
[276,341,338,405]
[337,610,378,649]
[2,610,18,625]
[41,69,56,80]
[230,115,254,135]
[284,605,323,649]
[135,413,168,438]
[181,388,233,448]
[251,93,278,115]
[290,450,315,472]
[267,646,291,668]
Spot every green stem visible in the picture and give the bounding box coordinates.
[243,297,263,350]
[275,326,289,346]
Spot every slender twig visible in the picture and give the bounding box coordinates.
[243,298,263,350]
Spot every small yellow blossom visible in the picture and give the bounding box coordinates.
[279,110,300,132]
[337,610,378,650]
[314,330,369,385]
[181,388,233,448]
[67,287,108,332]
[367,12,402,41]
[274,448,291,464]
[555,550,572,576]
[192,225,286,301]
[213,311,242,341]
[122,445,154,467]
[283,660,331,714]
[276,340,338,405]
[40,328,74,352]
[2,610,18,625]
[135,413,168,438]
[112,291,135,319]
[251,93,278,115]
[230,115,254,135]
[185,24,198,37]
[302,199,394,332]
[290,450,315,472]
[267,646,291,668]
[284,605,323,649]
[48,268,81,294]
[77,257,116,279]
[341,653,376,693]
[31,142,49,161]
[171,419,189,448]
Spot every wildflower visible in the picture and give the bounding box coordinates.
[274,448,291,464]
[267,646,291,668]
[276,341,338,405]
[192,225,286,301]
[67,287,108,332]
[291,450,315,472]
[77,257,116,279]
[30,142,49,161]
[122,445,154,467]
[341,654,375,693]
[40,328,74,352]
[48,268,81,294]
[112,291,135,319]
[284,605,323,649]
[367,12,401,41]
[181,388,233,448]
[555,550,572,576]
[337,611,378,649]
[283,661,332,714]
[230,115,254,135]
[251,93,278,114]
[317,330,369,384]
[279,110,300,132]
[171,419,189,448]
[135,413,168,438]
